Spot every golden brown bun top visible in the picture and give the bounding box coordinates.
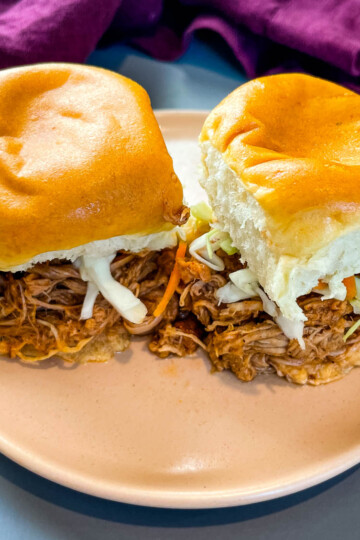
[200,74,360,256]
[0,63,186,270]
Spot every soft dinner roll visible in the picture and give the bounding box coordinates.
[199,74,360,322]
[0,63,187,271]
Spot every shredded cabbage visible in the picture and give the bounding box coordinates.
[275,315,305,349]
[350,299,360,315]
[216,269,259,304]
[344,319,360,342]
[189,228,239,270]
[229,268,257,296]
[355,277,360,298]
[220,238,238,255]
[181,203,213,244]
[189,232,225,271]
[216,282,257,304]
[205,228,228,258]
[190,201,213,223]
[255,286,278,317]
[78,254,147,323]
[80,281,99,320]
[349,277,360,314]
[345,276,360,335]
[217,268,305,348]
[206,229,217,258]
[191,233,306,346]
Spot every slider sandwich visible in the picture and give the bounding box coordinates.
[3,66,359,386]
[149,74,360,385]
[0,63,188,361]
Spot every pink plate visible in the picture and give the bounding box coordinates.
[0,111,359,509]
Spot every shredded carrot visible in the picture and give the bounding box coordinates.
[153,241,187,317]
[343,276,356,300]
[315,277,357,300]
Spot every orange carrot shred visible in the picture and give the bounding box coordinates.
[153,241,187,317]
[316,277,357,300]
[343,276,356,300]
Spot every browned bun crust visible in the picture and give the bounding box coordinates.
[0,63,186,270]
[200,74,360,257]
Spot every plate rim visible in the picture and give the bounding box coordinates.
[0,109,359,509]
[1,431,360,509]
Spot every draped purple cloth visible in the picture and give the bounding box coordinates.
[0,0,359,88]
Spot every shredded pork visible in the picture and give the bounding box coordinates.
[149,250,360,385]
[1,246,360,385]
[0,250,175,361]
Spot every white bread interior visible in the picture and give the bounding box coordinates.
[200,141,360,322]
[7,229,178,273]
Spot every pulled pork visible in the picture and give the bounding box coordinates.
[0,250,176,362]
[149,251,360,385]
[1,246,360,385]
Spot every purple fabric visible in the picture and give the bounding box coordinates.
[0,0,120,66]
[0,0,359,89]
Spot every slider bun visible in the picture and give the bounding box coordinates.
[0,63,186,271]
[200,74,360,321]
